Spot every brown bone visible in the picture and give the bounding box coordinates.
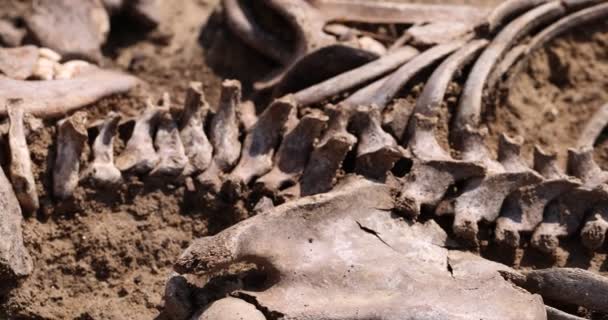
[150,95,189,177]
[83,112,122,186]
[175,176,546,319]
[180,83,213,176]
[7,99,39,214]
[53,111,88,199]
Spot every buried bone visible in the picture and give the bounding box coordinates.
[151,108,189,177]
[116,100,160,173]
[180,83,213,175]
[53,111,88,199]
[83,112,122,186]
[255,111,327,194]
[225,97,295,193]
[7,99,39,213]
[175,176,546,319]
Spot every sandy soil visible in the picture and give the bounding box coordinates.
[0,1,607,319]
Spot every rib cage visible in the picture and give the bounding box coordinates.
[3,0,608,266]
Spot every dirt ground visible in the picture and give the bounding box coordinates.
[0,0,607,319]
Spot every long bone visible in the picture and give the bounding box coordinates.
[255,110,328,196]
[224,0,487,89]
[115,100,161,173]
[25,0,109,62]
[83,112,122,186]
[494,147,580,248]
[225,96,295,190]
[0,68,138,119]
[53,111,88,199]
[197,80,242,192]
[180,83,213,176]
[175,176,546,320]
[480,0,551,34]
[7,99,39,214]
[398,40,488,218]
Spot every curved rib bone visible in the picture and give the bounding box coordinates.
[480,0,551,34]
[151,104,189,177]
[454,1,565,136]
[7,99,39,214]
[116,100,160,173]
[226,96,295,188]
[53,111,88,199]
[495,147,579,248]
[176,177,546,320]
[0,68,139,119]
[180,83,213,176]
[256,111,327,195]
[197,80,242,192]
[83,111,122,186]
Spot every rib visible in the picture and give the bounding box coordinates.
[0,68,139,119]
[7,99,39,214]
[480,0,551,34]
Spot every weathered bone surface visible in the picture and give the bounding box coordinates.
[0,46,39,80]
[175,177,546,319]
[0,68,139,118]
[7,99,39,214]
[197,80,243,192]
[53,111,88,200]
[255,111,327,195]
[116,100,160,173]
[83,112,122,186]
[180,83,213,176]
[0,165,33,287]
[25,0,109,62]
[151,98,189,177]
[226,97,294,188]
[192,297,265,320]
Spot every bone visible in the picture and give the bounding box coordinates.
[53,111,88,199]
[495,147,579,248]
[0,68,139,119]
[545,306,587,320]
[55,60,95,80]
[116,100,160,173]
[31,56,59,81]
[405,22,474,47]
[452,132,542,244]
[454,1,566,136]
[577,103,608,149]
[196,80,243,192]
[7,99,39,214]
[175,176,546,319]
[0,19,26,47]
[192,297,266,320]
[353,105,402,181]
[0,46,39,80]
[25,0,109,62]
[292,46,419,107]
[299,105,356,196]
[226,96,295,188]
[480,0,551,34]
[0,165,33,285]
[179,83,213,175]
[256,111,327,194]
[83,112,122,186]
[239,100,257,133]
[507,268,608,313]
[580,206,608,251]
[531,148,608,254]
[150,95,189,177]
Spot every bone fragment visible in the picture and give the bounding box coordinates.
[55,60,95,80]
[83,112,122,186]
[53,111,88,199]
[180,83,213,175]
[116,100,160,173]
[151,95,189,177]
[256,111,327,194]
[0,46,39,80]
[209,80,242,172]
[7,99,39,213]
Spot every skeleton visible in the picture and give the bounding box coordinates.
[3,0,608,318]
